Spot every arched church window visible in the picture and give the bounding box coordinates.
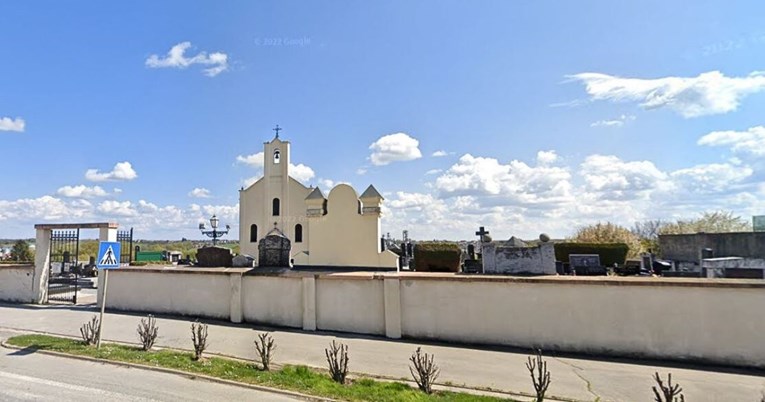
[272,198,280,216]
[273,149,281,164]
[295,224,303,243]
[250,224,258,242]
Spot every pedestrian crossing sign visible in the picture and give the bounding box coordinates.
[97,241,121,269]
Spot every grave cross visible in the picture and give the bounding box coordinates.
[273,124,282,139]
[475,226,490,242]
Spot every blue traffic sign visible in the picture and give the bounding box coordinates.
[97,241,121,269]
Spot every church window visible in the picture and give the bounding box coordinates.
[273,149,281,164]
[250,224,258,242]
[295,224,303,243]
[272,198,280,216]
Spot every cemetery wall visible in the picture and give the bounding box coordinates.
[660,232,765,261]
[0,264,35,303]
[100,267,765,368]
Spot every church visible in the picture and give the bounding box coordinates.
[239,131,399,269]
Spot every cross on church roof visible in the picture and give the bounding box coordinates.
[273,124,282,139]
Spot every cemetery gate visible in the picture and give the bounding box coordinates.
[48,229,80,303]
[117,227,133,264]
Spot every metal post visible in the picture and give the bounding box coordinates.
[96,270,109,349]
[74,229,80,304]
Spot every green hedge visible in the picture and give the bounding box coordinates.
[413,242,461,272]
[554,242,629,266]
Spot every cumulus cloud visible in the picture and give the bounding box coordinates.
[580,155,667,200]
[145,42,229,77]
[0,117,25,132]
[697,126,765,156]
[236,152,264,168]
[435,154,572,205]
[97,200,137,217]
[536,150,558,165]
[432,150,452,157]
[425,169,442,175]
[0,196,89,221]
[369,133,423,166]
[85,162,138,182]
[388,192,438,210]
[57,185,108,198]
[188,187,211,198]
[591,114,636,128]
[569,70,765,117]
[670,163,753,193]
[289,163,315,184]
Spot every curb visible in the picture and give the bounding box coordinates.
[0,328,582,402]
[0,339,333,402]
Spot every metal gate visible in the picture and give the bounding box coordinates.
[117,227,133,264]
[48,230,80,303]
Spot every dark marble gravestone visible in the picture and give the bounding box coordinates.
[258,233,292,267]
[196,246,233,267]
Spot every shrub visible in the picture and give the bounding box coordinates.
[413,242,461,272]
[325,340,349,384]
[137,315,159,351]
[526,349,551,402]
[652,372,684,402]
[190,320,208,360]
[554,242,629,266]
[80,315,100,346]
[409,347,440,394]
[254,332,276,371]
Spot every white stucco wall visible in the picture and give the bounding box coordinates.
[99,268,765,368]
[315,277,385,335]
[0,265,35,303]
[100,269,231,319]
[242,275,303,328]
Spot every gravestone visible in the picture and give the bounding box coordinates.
[482,234,556,275]
[258,232,292,267]
[569,254,606,276]
[232,254,255,268]
[196,246,233,267]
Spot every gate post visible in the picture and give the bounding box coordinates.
[32,227,52,304]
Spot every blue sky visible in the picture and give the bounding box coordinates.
[2,1,765,240]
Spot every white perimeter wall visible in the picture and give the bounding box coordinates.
[0,265,35,303]
[97,268,765,369]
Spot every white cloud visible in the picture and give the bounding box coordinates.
[188,187,211,198]
[536,150,558,165]
[369,133,423,166]
[0,117,25,132]
[57,185,108,198]
[289,163,315,184]
[145,42,229,77]
[570,70,765,117]
[670,163,753,193]
[356,168,367,175]
[425,169,442,175]
[591,114,636,128]
[0,196,88,221]
[434,154,572,205]
[580,155,667,200]
[85,162,138,182]
[697,126,765,156]
[236,152,264,168]
[432,150,452,157]
[388,192,437,210]
[97,200,137,217]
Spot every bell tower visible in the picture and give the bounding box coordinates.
[263,125,290,230]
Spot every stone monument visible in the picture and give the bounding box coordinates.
[258,227,292,267]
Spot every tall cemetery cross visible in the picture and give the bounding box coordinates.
[475,226,490,242]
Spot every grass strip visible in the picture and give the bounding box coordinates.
[6,334,515,402]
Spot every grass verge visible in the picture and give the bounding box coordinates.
[6,334,516,402]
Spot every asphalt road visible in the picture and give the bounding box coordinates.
[0,332,300,402]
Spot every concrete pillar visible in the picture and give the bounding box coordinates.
[229,273,243,323]
[32,228,51,304]
[99,227,117,242]
[302,276,316,331]
[383,277,401,339]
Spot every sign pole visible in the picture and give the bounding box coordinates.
[96,269,109,349]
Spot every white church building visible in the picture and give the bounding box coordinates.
[239,133,399,269]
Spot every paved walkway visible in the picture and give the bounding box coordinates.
[0,303,763,401]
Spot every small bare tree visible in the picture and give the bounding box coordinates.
[190,320,208,361]
[254,332,276,371]
[526,349,551,402]
[325,340,349,384]
[136,315,159,351]
[652,372,684,402]
[409,347,440,394]
[80,315,100,346]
